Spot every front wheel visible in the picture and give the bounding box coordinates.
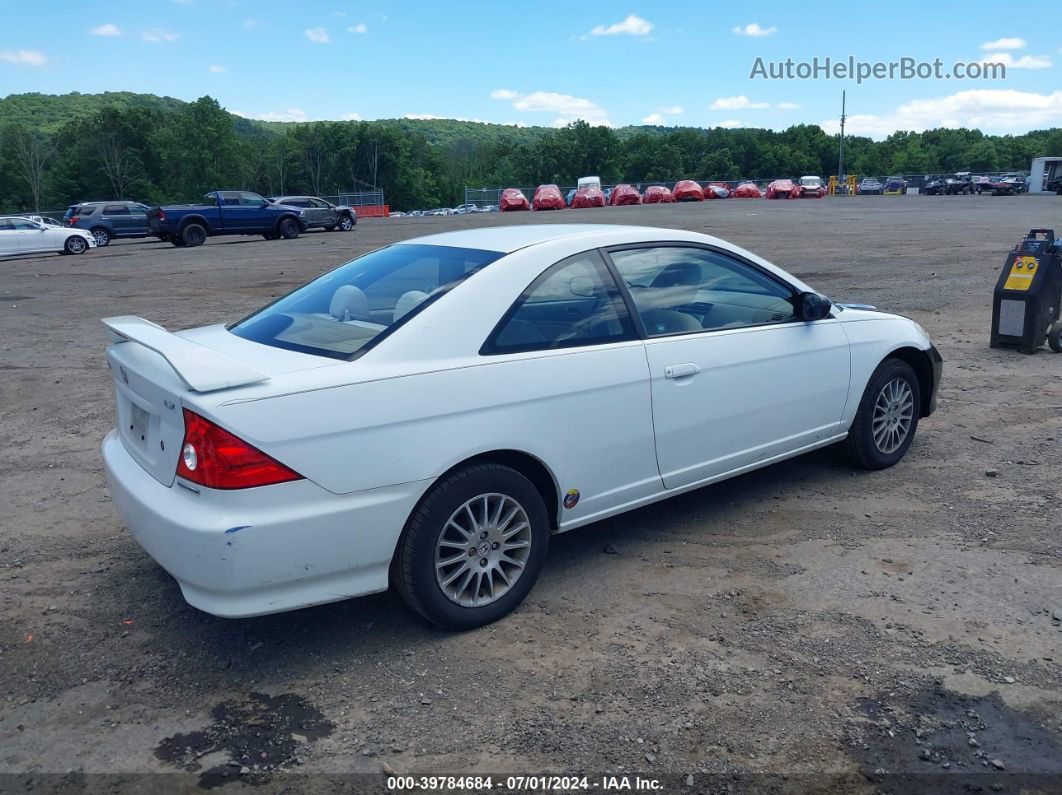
[393,463,549,629]
[844,358,921,469]
[64,235,89,255]
[338,214,355,231]
[278,218,300,239]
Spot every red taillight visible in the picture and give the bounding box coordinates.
[158,209,166,221]
[176,409,302,489]
[69,216,80,224]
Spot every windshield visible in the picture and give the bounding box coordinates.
[800,177,821,187]
[230,244,502,360]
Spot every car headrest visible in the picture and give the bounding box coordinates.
[329,285,370,321]
[651,261,701,289]
[393,290,429,323]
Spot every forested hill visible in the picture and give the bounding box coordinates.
[1,91,1058,212]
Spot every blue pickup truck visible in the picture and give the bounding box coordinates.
[148,191,308,247]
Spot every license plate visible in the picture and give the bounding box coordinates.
[130,403,149,445]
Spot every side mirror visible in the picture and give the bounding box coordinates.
[797,292,832,321]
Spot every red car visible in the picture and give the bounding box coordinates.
[609,184,642,206]
[570,187,606,208]
[532,184,565,210]
[499,188,530,211]
[766,179,800,200]
[642,185,675,203]
[731,182,762,199]
[673,180,705,202]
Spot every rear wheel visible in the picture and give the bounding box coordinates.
[278,218,300,239]
[90,227,111,247]
[181,223,206,247]
[844,358,921,469]
[64,235,88,255]
[393,463,549,629]
[1048,321,1062,353]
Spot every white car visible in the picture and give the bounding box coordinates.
[0,216,95,257]
[101,224,941,629]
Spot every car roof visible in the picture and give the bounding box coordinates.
[401,224,685,254]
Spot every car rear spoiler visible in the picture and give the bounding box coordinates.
[102,316,269,392]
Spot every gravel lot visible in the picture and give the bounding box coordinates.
[2,197,1061,793]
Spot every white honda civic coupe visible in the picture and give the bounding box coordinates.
[101,224,941,629]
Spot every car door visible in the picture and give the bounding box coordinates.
[308,198,334,226]
[481,249,661,523]
[607,244,851,490]
[101,204,132,237]
[0,219,18,256]
[10,218,49,253]
[127,203,150,236]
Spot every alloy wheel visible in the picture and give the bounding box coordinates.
[434,493,532,607]
[872,377,914,454]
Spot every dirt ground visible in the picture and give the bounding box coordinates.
[2,196,1061,794]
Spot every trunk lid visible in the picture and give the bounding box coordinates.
[104,317,343,486]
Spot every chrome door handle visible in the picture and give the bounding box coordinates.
[664,363,700,379]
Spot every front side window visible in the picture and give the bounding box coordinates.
[239,192,266,207]
[308,198,330,208]
[231,244,502,360]
[485,251,633,354]
[609,246,797,336]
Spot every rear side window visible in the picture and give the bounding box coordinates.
[483,250,634,354]
[104,205,130,215]
[77,205,97,216]
[231,244,502,360]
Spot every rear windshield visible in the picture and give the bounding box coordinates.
[230,244,502,360]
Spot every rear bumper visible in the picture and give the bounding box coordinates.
[102,430,428,617]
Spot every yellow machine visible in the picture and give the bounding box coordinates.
[828,175,857,195]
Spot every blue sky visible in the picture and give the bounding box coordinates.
[2,0,1060,137]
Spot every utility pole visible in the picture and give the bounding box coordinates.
[836,90,846,182]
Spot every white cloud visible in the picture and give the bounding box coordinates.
[642,113,666,125]
[714,120,743,128]
[90,23,121,37]
[491,90,611,126]
[254,108,310,122]
[142,28,179,43]
[660,105,683,114]
[341,112,362,121]
[980,37,1026,50]
[820,88,1062,138]
[979,51,1051,69]
[304,27,330,44]
[589,14,653,37]
[0,49,48,66]
[732,23,776,37]
[208,64,225,73]
[710,95,770,110]
[777,102,800,110]
[347,23,367,34]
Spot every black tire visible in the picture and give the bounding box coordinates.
[90,227,111,247]
[393,463,550,630]
[181,223,206,247]
[278,218,300,239]
[338,213,355,231]
[844,358,921,469]
[171,236,186,247]
[262,232,280,240]
[64,235,89,255]
[1048,321,1062,353]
